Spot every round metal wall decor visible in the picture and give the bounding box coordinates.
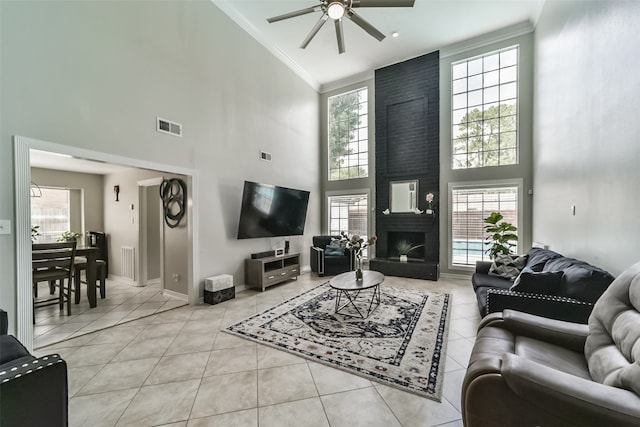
[159,178,187,228]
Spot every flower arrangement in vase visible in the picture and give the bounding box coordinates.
[425,193,435,215]
[340,232,377,281]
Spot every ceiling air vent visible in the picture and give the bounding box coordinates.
[157,117,182,137]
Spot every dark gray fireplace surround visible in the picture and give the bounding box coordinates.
[370,51,440,281]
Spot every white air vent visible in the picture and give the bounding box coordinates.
[260,150,272,162]
[157,117,182,137]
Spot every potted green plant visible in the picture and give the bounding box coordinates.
[483,212,518,259]
[396,240,424,262]
[58,231,81,242]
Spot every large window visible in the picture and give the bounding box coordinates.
[452,46,519,169]
[31,187,71,243]
[328,193,369,256]
[328,87,368,180]
[451,184,519,266]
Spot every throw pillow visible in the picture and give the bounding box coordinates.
[329,238,342,247]
[510,267,564,294]
[324,245,344,257]
[488,254,527,281]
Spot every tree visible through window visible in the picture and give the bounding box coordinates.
[452,47,519,169]
[328,88,368,180]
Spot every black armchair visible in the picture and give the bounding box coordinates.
[310,235,354,276]
[0,309,69,426]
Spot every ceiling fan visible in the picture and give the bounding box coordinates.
[266,0,416,54]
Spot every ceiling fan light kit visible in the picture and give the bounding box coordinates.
[266,0,415,54]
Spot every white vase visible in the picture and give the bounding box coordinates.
[400,255,408,262]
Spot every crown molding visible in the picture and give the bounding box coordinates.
[440,20,535,59]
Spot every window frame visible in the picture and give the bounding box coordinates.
[451,45,520,170]
[327,87,369,181]
[326,189,371,258]
[30,186,72,243]
[447,179,523,271]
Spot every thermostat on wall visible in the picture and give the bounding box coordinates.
[275,248,285,257]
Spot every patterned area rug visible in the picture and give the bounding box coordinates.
[225,282,451,401]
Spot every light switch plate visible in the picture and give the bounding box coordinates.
[0,219,11,235]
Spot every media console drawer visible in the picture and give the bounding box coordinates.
[245,253,300,291]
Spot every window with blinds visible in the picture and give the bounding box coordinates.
[451,185,518,266]
[31,187,71,243]
[328,193,369,256]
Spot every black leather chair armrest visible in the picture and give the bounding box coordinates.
[486,288,594,324]
[0,309,7,335]
[310,246,324,274]
[0,354,68,426]
[475,261,493,275]
[502,354,640,427]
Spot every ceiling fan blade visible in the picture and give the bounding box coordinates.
[346,10,385,41]
[300,13,329,49]
[267,6,319,23]
[352,0,415,7]
[335,19,345,54]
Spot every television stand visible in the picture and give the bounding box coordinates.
[245,253,300,291]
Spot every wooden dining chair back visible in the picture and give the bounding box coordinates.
[32,242,77,322]
[74,231,108,304]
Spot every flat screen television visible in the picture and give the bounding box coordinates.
[237,180,310,239]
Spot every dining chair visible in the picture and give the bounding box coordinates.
[32,242,77,323]
[73,231,108,304]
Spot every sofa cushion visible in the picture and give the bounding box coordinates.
[539,257,613,302]
[510,267,564,294]
[489,254,527,280]
[585,261,640,395]
[525,247,564,271]
[472,275,514,315]
[472,273,513,292]
[0,335,33,366]
[324,245,344,257]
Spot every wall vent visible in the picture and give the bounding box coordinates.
[157,117,182,137]
[121,246,136,281]
[259,150,272,162]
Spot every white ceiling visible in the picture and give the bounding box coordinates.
[213,0,545,90]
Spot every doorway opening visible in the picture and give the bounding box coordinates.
[14,135,199,350]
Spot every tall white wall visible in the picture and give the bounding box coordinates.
[0,0,320,331]
[533,0,640,275]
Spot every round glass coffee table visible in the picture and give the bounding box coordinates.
[329,270,384,318]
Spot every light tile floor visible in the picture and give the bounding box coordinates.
[34,278,187,349]
[36,271,480,427]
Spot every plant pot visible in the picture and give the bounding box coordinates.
[399,255,408,262]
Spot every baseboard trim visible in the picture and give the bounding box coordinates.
[163,288,188,302]
[108,274,138,286]
[440,272,472,280]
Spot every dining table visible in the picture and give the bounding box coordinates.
[75,246,100,308]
